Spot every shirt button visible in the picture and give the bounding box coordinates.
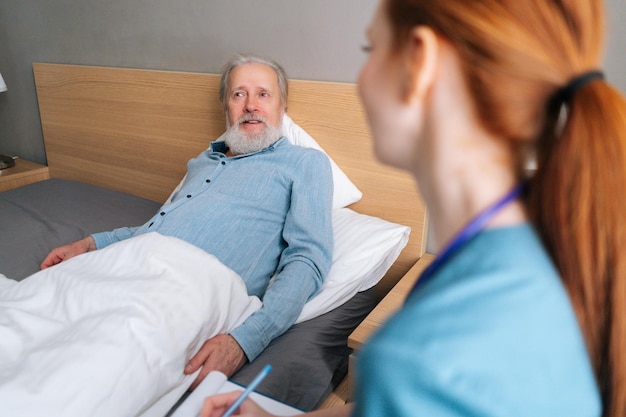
[221,161,226,165]
[205,179,211,183]
[148,222,154,227]
[186,194,192,198]
[160,212,165,216]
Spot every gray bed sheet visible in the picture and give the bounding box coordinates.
[0,178,161,280]
[0,178,375,410]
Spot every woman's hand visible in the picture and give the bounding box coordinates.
[200,391,275,417]
[201,392,353,417]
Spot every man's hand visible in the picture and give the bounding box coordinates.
[40,236,96,270]
[185,334,247,391]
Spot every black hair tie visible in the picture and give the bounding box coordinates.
[551,70,604,110]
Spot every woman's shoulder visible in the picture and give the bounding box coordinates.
[360,223,600,416]
[410,224,574,334]
[435,223,561,293]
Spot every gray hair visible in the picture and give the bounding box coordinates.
[219,54,288,112]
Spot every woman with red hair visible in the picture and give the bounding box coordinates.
[202,1,625,416]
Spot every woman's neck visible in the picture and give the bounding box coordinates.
[406,39,527,252]
[414,119,527,252]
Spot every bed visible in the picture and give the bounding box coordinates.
[0,63,428,416]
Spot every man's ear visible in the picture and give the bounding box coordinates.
[401,26,439,104]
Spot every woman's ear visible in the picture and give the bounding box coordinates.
[401,26,439,104]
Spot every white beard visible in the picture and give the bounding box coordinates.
[223,114,282,155]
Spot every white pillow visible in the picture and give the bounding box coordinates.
[281,114,362,208]
[296,208,410,323]
[165,114,363,209]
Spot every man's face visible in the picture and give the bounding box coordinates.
[226,62,284,132]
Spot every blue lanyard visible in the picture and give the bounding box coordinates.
[407,183,525,301]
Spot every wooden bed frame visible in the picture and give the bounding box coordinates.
[33,62,428,300]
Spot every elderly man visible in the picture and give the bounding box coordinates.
[41,54,334,390]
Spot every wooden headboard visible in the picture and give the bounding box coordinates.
[33,62,427,297]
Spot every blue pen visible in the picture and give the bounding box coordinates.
[221,364,272,417]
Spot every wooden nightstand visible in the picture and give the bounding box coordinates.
[0,158,50,192]
[319,253,435,408]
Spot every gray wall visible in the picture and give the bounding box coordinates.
[605,0,626,89]
[0,0,378,164]
[1,0,625,165]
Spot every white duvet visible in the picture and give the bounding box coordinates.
[0,233,262,417]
